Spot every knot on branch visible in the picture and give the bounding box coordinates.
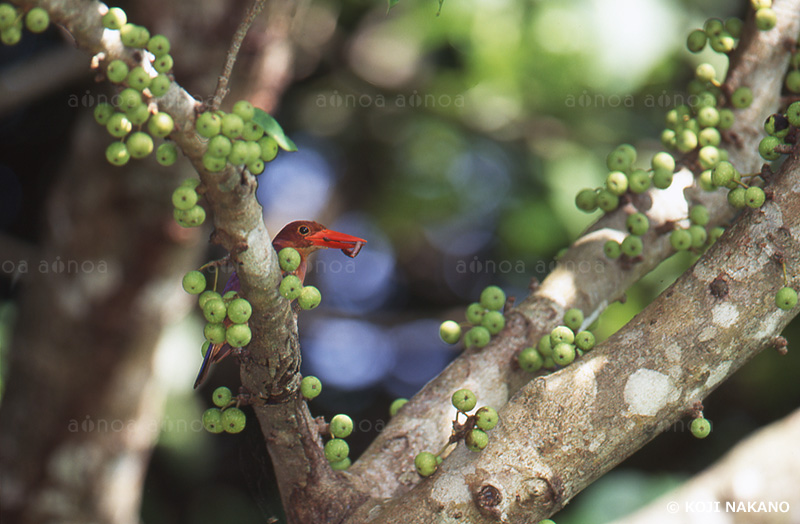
[474,483,503,519]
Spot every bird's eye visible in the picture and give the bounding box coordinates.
[298,225,310,235]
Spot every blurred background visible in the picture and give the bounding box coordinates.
[1,0,798,522]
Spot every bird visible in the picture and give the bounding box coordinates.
[193,220,367,388]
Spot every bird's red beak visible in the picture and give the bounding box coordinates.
[306,229,367,258]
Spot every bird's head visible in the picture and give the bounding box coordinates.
[272,220,367,258]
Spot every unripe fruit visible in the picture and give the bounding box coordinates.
[278,247,301,272]
[475,406,499,431]
[226,324,252,347]
[606,171,628,196]
[125,103,150,126]
[148,112,174,138]
[550,325,574,346]
[259,136,279,161]
[465,302,486,324]
[126,132,154,159]
[212,386,232,407]
[94,103,115,126]
[552,342,576,366]
[787,102,800,127]
[676,129,698,153]
[518,346,543,372]
[222,407,246,433]
[120,23,149,48]
[389,398,408,416]
[221,113,245,139]
[718,108,735,130]
[202,408,224,433]
[202,298,227,323]
[758,136,782,161]
[755,7,777,31]
[564,308,584,331]
[731,87,753,108]
[227,140,249,165]
[106,113,132,138]
[330,457,351,471]
[765,113,790,138]
[415,451,438,477]
[279,274,303,300]
[149,74,171,97]
[688,225,707,249]
[575,188,597,212]
[324,438,349,463]
[712,161,735,187]
[538,334,553,357]
[628,169,651,193]
[196,112,222,138]
[670,229,692,251]
[596,189,619,212]
[126,66,151,91]
[172,185,198,210]
[244,140,262,164]
[479,285,506,311]
[204,322,226,344]
[182,270,206,294]
[300,375,322,399]
[227,298,252,324]
[242,121,265,141]
[202,152,226,172]
[206,135,231,158]
[330,414,354,438]
[466,326,491,348]
[626,213,649,236]
[451,388,477,412]
[727,187,746,209]
[222,290,239,302]
[233,100,255,122]
[575,330,595,351]
[157,142,178,166]
[690,205,710,226]
[651,152,675,172]
[704,18,724,37]
[298,285,322,310]
[691,417,711,439]
[745,186,766,208]
[198,290,222,309]
[465,428,489,451]
[177,205,206,227]
[621,235,643,257]
[775,287,798,310]
[153,54,173,73]
[147,34,171,57]
[481,311,505,335]
[25,7,49,33]
[102,7,127,30]
[606,144,636,172]
[697,106,719,128]
[695,63,716,83]
[439,320,462,344]
[604,240,621,259]
[1,24,20,45]
[652,169,673,189]
[105,142,130,166]
[686,29,706,53]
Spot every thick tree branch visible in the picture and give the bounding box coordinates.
[350,0,800,505]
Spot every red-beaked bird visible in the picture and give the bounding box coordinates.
[193,220,367,388]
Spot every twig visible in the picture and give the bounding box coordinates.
[210,0,268,110]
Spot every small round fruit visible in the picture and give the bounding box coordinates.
[596,189,619,212]
[172,185,198,211]
[652,152,675,172]
[330,457,351,470]
[564,308,584,331]
[222,407,246,433]
[298,286,322,310]
[226,324,252,347]
[196,112,222,138]
[94,102,115,125]
[221,113,245,139]
[279,274,303,300]
[688,225,707,249]
[224,298,251,325]
[745,186,766,208]
[652,169,673,189]
[670,229,692,251]
[102,7,127,29]
[278,247,301,272]
[147,112,174,138]
[149,74,171,97]
[439,320,462,344]
[628,169,651,193]
[695,63,716,83]
[324,438,349,463]
[147,34,171,57]
[330,414,354,439]
[105,142,130,166]
[126,66,151,90]
[389,398,408,416]
[621,235,643,257]
[222,290,239,302]
[212,386,232,407]
[481,311,505,335]
[125,103,150,126]
[202,408,224,433]
[575,188,598,212]
[550,326,574,346]
[25,7,49,33]
[759,136,782,161]
[689,205,710,226]
[227,140,249,165]
[698,145,720,170]
[153,54,173,73]
[233,100,255,121]
[248,159,265,175]
[704,18,724,36]
[712,161,735,187]
[157,142,178,166]
[106,113,132,138]
[755,7,777,31]
[626,213,649,236]
[691,417,711,439]
[538,334,553,357]
[606,171,628,196]
[465,428,489,452]
[518,346,543,373]
[686,29,707,53]
[300,376,322,399]
[204,322,226,344]
[466,303,486,324]
[415,451,438,477]
[718,108,735,130]
[731,86,753,108]
[451,388,477,412]
[604,240,621,259]
[475,406,499,431]
[787,101,800,127]
[606,144,636,172]
[182,270,206,294]
[552,342,576,366]
[575,331,595,351]
[466,326,491,348]
[126,132,153,159]
[775,287,798,310]
[202,298,227,323]
[259,136,279,162]
[479,285,506,311]
[727,187,746,209]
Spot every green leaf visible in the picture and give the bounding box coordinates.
[436,0,444,15]
[252,108,297,152]
[387,0,400,11]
